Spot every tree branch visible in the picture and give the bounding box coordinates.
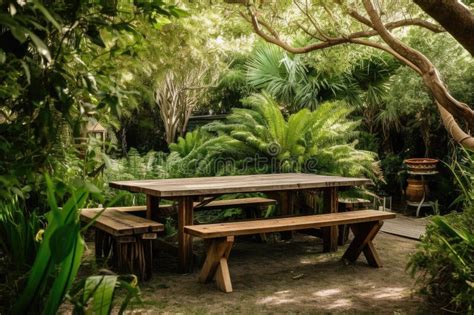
[414,0,474,55]
[240,1,474,148]
[362,0,474,131]
[246,7,444,55]
[437,102,474,149]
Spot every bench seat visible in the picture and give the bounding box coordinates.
[81,208,164,280]
[185,210,395,292]
[105,197,276,215]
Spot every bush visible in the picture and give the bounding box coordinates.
[407,150,473,313]
[407,212,474,313]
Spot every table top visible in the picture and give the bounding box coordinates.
[110,173,371,198]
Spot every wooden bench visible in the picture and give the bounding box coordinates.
[185,210,395,293]
[108,197,276,215]
[103,197,276,223]
[81,208,164,280]
[338,198,371,211]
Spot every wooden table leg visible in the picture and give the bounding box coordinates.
[178,196,194,273]
[146,195,161,220]
[322,187,338,252]
[279,191,295,240]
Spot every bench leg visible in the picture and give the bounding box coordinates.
[342,221,384,267]
[142,239,153,280]
[95,229,104,258]
[199,236,234,293]
[114,236,154,281]
[95,229,114,262]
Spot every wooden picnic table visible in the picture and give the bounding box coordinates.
[110,173,371,272]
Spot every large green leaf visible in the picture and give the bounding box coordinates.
[91,276,118,315]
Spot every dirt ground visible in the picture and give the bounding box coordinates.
[82,231,429,314]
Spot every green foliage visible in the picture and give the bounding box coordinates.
[103,148,169,205]
[206,53,251,114]
[105,148,169,181]
[0,0,182,202]
[0,197,41,272]
[379,153,405,194]
[448,149,474,210]
[169,129,209,158]
[179,92,377,177]
[68,274,141,315]
[407,213,474,313]
[245,44,399,115]
[246,44,343,112]
[12,175,94,314]
[8,175,139,314]
[408,150,474,313]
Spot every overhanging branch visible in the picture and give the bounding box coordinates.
[246,6,444,55]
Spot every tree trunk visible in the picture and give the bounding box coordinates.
[414,0,474,56]
[437,102,474,149]
[362,0,474,149]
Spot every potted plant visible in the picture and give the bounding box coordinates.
[404,158,439,174]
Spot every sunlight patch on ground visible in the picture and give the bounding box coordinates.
[299,255,333,264]
[313,288,341,297]
[326,298,353,309]
[256,290,297,305]
[359,287,407,300]
[299,258,314,264]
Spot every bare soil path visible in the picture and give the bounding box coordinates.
[118,231,425,314]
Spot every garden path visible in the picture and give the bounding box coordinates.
[381,214,427,240]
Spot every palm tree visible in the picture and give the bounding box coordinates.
[245,44,397,117]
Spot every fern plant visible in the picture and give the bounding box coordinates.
[189,92,376,177]
[169,129,209,158]
[103,148,169,205]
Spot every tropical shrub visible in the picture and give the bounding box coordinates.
[169,129,209,158]
[199,92,376,177]
[0,197,42,273]
[164,92,375,178]
[103,148,169,205]
[407,150,474,313]
[4,176,140,314]
[407,214,474,313]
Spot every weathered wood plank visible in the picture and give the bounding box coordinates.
[108,198,276,214]
[110,173,371,197]
[194,197,277,210]
[185,210,395,239]
[80,209,164,237]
